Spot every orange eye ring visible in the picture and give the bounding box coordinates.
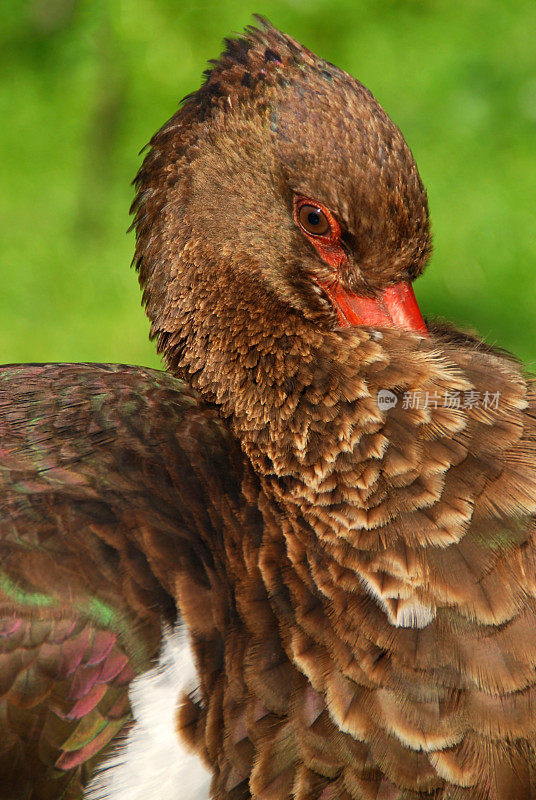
[293,195,346,271]
[293,196,342,245]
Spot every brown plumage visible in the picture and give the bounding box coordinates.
[2,17,536,800]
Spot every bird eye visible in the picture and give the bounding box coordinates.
[297,204,330,236]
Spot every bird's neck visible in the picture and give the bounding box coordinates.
[167,286,482,616]
[165,277,404,542]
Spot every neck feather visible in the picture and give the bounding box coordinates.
[160,275,473,554]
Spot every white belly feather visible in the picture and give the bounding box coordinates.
[85,625,211,800]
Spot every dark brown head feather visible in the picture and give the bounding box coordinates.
[131,18,431,380]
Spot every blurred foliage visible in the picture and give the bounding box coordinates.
[2,0,536,368]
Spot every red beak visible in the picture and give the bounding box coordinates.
[318,280,428,336]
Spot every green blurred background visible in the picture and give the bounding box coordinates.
[2,0,536,368]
